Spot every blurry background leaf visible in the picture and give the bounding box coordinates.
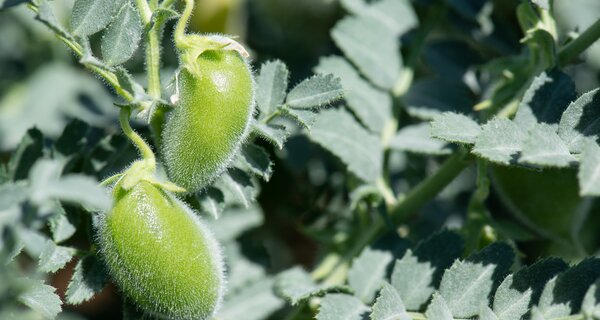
[0,63,115,151]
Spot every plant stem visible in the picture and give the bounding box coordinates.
[135,0,166,149]
[558,17,600,67]
[318,151,471,284]
[27,4,135,103]
[119,107,156,169]
[389,151,471,224]
[174,0,194,48]
[135,0,152,22]
[133,0,162,99]
[144,28,163,102]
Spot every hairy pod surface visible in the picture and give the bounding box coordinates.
[97,181,224,320]
[162,49,254,192]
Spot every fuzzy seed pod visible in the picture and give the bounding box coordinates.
[162,49,254,192]
[97,181,224,320]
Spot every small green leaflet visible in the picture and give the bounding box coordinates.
[281,107,319,130]
[256,60,289,116]
[558,88,600,154]
[389,123,452,155]
[66,254,109,304]
[425,293,453,320]
[35,0,73,41]
[238,144,273,181]
[370,282,410,320]
[480,306,500,320]
[70,0,122,37]
[317,294,369,320]
[16,227,48,259]
[340,0,417,36]
[252,123,289,150]
[215,168,257,208]
[438,242,514,318]
[38,240,75,273]
[514,70,576,129]
[286,74,343,110]
[391,230,464,311]
[579,140,600,196]
[275,267,351,305]
[217,278,284,320]
[17,280,62,319]
[331,15,401,90]
[492,258,567,320]
[519,124,576,168]
[7,128,44,181]
[197,187,225,219]
[347,247,393,303]
[101,1,142,66]
[536,258,600,318]
[431,112,481,145]
[316,55,392,133]
[309,108,382,183]
[48,206,77,243]
[582,279,600,319]
[472,118,527,165]
[359,0,417,36]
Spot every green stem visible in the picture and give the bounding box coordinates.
[174,0,195,48]
[134,0,152,22]
[389,151,471,224]
[161,0,178,10]
[135,0,165,148]
[133,0,162,100]
[119,107,156,169]
[558,17,600,67]
[145,27,162,100]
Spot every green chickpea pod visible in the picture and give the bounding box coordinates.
[161,45,254,192]
[98,179,224,320]
[161,0,255,192]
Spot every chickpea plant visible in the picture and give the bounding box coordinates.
[3,0,600,319]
